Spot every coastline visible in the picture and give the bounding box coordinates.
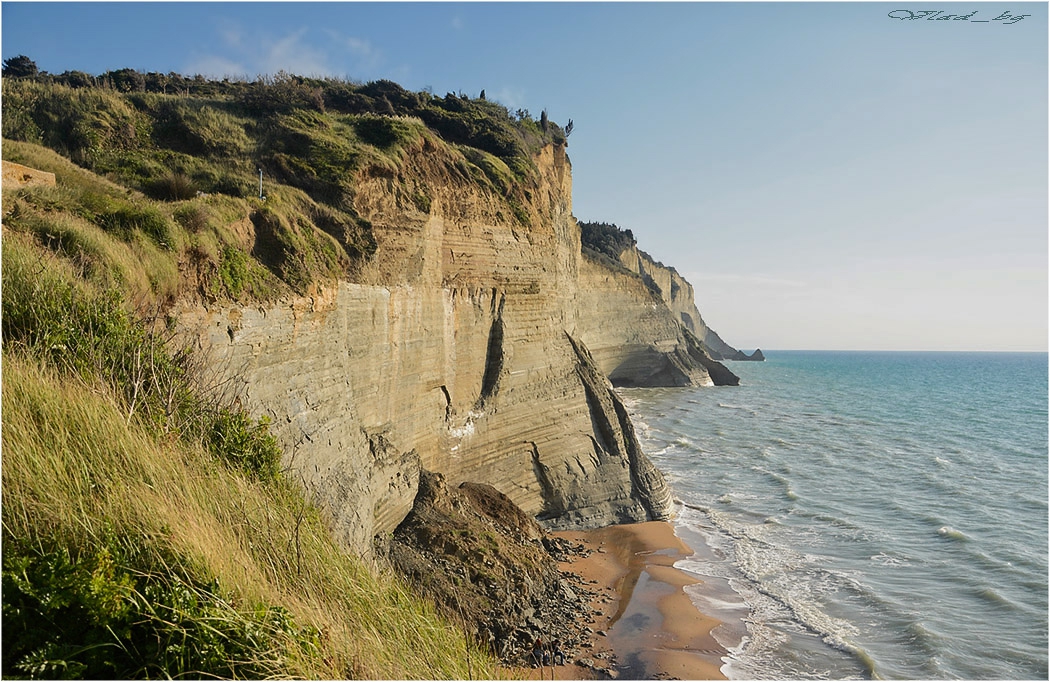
[523,521,727,680]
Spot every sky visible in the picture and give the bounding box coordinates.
[2,2,1047,351]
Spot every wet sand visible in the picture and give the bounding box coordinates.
[522,521,727,680]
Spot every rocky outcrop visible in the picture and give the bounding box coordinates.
[614,245,755,363]
[576,248,739,387]
[385,470,599,664]
[2,161,55,189]
[176,141,708,556]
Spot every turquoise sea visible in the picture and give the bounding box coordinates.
[621,351,1048,680]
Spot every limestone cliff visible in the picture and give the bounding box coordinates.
[614,245,760,362]
[176,140,714,555]
[576,246,740,387]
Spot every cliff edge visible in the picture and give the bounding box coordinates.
[176,141,686,554]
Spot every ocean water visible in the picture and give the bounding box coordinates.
[621,351,1048,680]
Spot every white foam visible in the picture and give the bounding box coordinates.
[937,525,968,542]
[870,552,909,567]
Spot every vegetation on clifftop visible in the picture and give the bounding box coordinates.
[2,64,569,231]
[3,64,572,295]
[578,220,637,262]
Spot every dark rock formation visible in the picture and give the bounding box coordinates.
[726,348,766,361]
[384,470,601,666]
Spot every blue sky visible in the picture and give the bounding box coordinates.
[3,2,1046,351]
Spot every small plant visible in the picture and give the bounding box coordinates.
[148,171,196,201]
[208,410,283,483]
[173,201,212,233]
[411,189,432,214]
[218,244,249,297]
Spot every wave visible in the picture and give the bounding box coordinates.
[749,465,800,503]
[936,526,968,543]
[973,586,1021,612]
[678,506,880,678]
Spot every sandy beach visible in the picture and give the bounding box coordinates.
[522,521,727,680]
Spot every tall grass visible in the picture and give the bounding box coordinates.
[1,233,503,679]
[2,153,504,676]
[2,356,501,679]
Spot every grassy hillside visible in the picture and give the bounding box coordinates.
[1,207,502,679]
[2,73,568,238]
[0,69,538,679]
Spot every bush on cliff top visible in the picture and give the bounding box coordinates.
[3,71,569,218]
[578,220,637,261]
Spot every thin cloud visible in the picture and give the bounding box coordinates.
[344,36,373,58]
[262,28,331,76]
[489,86,527,111]
[219,24,243,50]
[331,32,382,73]
[188,24,334,78]
[189,23,400,81]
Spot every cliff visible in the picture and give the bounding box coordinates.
[1,72,760,676]
[174,141,691,554]
[616,246,762,362]
[576,248,740,387]
[3,74,748,560]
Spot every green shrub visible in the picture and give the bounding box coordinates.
[218,244,249,297]
[352,114,404,148]
[147,171,197,201]
[208,410,282,483]
[2,537,312,679]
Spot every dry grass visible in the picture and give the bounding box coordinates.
[2,354,504,679]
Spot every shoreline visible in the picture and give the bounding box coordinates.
[523,520,728,680]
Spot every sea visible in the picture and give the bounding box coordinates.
[620,351,1048,680]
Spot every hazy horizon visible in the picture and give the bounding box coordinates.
[3,2,1046,352]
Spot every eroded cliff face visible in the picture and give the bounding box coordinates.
[615,246,746,363]
[176,141,699,555]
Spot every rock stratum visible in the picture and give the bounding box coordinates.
[174,141,739,557]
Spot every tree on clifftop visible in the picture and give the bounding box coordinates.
[3,55,38,79]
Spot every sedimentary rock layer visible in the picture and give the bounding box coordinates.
[177,142,724,555]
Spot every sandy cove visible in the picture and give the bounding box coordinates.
[521,521,727,680]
